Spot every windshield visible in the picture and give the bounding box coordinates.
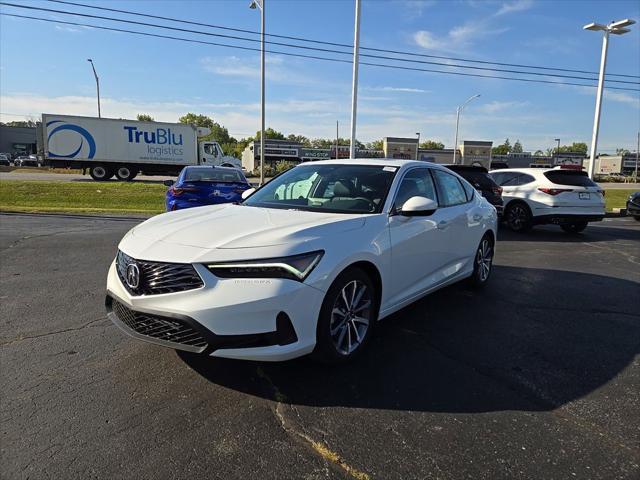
[243,164,398,214]
[183,168,246,183]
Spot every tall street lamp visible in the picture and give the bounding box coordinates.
[415,132,420,160]
[349,0,362,159]
[87,59,101,118]
[250,0,265,185]
[452,94,480,165]
[583,18,635,180]
[555,138,561,161]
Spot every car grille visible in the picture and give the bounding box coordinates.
[111,299,208,352]
[116,250,203,296]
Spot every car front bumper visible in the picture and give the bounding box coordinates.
[105,260,325,361]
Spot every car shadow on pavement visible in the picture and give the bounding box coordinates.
[178,265,639,414]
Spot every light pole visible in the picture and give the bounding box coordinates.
[452,94,480,164]
[416,132,420,160]
[87,59,101,118]
[349,0,361,159]
[250,0,265,185]
[554,138,561,162]
[583,18,635,180]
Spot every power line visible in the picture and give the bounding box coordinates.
[48,0,640,80]
[4,2,638,86]
[2,12,639,93]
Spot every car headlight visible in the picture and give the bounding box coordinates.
[206,250,324,282]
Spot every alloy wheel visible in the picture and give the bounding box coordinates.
[329,280,372,355]
[476,238,493,282]
[507,204,528,230]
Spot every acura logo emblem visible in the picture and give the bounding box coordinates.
[125,263,140,289]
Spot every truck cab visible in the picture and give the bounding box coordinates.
[200,142,240,169]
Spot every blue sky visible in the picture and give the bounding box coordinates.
[1,0,639,152]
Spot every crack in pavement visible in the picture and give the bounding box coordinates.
[0,317,111,346]
[256,367,370,480]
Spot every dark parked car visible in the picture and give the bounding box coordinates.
[0,153,11,166]
[165,165,251,211]
[445,164,504,216]
[627,191,640,221]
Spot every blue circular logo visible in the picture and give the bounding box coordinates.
[47,120,96,159]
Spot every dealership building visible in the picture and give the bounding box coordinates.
[0,125,38,157]
[241,139,383,172]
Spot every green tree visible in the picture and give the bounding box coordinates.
[492,138,512,155]
[616,148,630,156]
[178,113,215,129]
[512,140,523,153]
[286,134,310,146]
[419,140,444,150]
[254,128,286,140]
[136,114,154,122]
[557,142,588,155]
[367,139,383,150]
[3,120,37,128]
[533,150,544,156]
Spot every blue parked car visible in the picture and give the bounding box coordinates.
[165,165,251,211]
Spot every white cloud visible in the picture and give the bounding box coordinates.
[604,91,640,108]
[365,86,430,93]
[413,22,509,53]
[200,56,327,87]
[495,0,534,16]
[476,100,530,114]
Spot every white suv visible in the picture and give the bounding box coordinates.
[489,167,605,233]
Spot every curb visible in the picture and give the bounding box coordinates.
[0,211,152,221]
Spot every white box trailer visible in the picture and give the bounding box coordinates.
[41,114,240,181]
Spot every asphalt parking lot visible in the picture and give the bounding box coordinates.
[1,213,638,479]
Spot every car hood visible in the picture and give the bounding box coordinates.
[127,204,366,252]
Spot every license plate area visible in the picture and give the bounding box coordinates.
[579,192,590,200]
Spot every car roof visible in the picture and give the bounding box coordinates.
[443,164,488,173]
[300,158,446,169]
[183,165,240,172]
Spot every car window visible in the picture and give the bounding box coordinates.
[244,164,397,214]
[432,170,468,207]
[183,168,246,183]
[393,168,437,210]
[459,171,495,189]
[544,171,597,187]
[460,178,475,201]
[493,172,535,186]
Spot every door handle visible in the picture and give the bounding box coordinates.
[437,220,449,230]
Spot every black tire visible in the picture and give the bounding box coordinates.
[560,222,588,234]
[89,165,113,181]
[115,165,138,181]
[505,201,533,233]
[312,267,378,364]
[634,216,640,222]
[468,234,494,289]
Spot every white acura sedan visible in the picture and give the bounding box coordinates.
[106,160,498,363]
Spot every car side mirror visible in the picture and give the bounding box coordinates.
[400,196,438,216]
[163,180,174,187]
[241,187,256,200]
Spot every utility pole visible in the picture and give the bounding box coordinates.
[335,120,339,160]
[250,0,266,185]
[622,131,640,182]
[349,0,361,159]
